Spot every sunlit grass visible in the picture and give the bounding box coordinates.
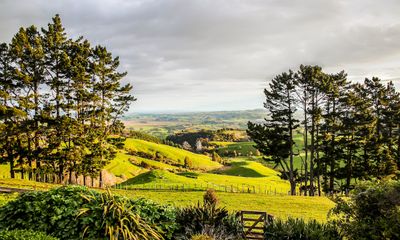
[0,178,334,222]
[124,138,221,170]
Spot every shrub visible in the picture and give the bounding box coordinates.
[79,189,161,240]
[129,130,162,144]
[211,152,222,163]
[126,147,138,156]
[141,160,153,169]
[330,180,400,240]
[0,229,58,240]
[0,186,177,240]
[0,185,94,239]
[203,189,218,206]
[264,217,342,240]
[129,198,178,239]
[184,157,193,169]
[175,190,243,240]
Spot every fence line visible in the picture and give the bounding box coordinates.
[112,182,291,196]
[0,172,343,196]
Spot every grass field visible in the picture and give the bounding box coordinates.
[0,178,334,222]
[212,141,258,156]
[119,157,291,194]
[124,138,221,170]
[104,152,144,179]
[120,190,334,222]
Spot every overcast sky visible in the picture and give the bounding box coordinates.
[1,0,400,113]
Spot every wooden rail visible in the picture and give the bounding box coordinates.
[240,210,274,240]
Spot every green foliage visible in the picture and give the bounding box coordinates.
[249,64,400,196]
[330,181,400,240]
[78,189,162,240]
[0,186,93,239]
[265,217,342,240]
[0,186,178,240]
[0,15,134,184]
[128,198,178,239]
[166,129,247,147]
[211,152,222,163]
[174,190,243,240]
[184,157,193,169]
[0,229,58,240]
[129,130,162,144]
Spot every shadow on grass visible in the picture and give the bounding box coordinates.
[213,161,266,178]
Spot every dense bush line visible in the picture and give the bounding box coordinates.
[330,180,400,240]
[0,186,176,239]
[0,186,239,240]
[265,218,341,240]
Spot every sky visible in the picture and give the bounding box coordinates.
[1,0,400,113]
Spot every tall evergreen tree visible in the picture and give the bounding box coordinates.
[248,70,299,195]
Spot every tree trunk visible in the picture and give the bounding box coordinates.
[316,124,321,196]
[10,159,14,178]
[329,100,336,192]
[303,90,309,196]
[309,92,315,196]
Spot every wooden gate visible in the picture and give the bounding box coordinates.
[240,210,273,240]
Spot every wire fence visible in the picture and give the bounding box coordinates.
[0,172,339,196]
[112,183,291,196]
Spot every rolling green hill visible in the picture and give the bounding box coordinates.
[212,141,258,157]
[124,138,221,170]
[104,152,144,179]
[119,157,291,194]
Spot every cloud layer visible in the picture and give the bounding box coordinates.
[1,0,400,112]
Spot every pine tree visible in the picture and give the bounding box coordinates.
[10,25,46,180]
[90,45,134,187]
[319,71,350,192]
[248,70,299,195]
[295,65,326,196]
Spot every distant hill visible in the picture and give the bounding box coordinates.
[122,109,267,138]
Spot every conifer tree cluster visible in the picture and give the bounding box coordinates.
[248,65,400,196]
[0,15,135,186]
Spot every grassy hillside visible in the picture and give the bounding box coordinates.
[120,157,291,194]
[124,138,221,170]
[212,141,258,156]
[216,159,277,177]
[104,152,144,179]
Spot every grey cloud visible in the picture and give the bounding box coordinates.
[1,0,400,112]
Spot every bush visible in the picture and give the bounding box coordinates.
[330,180,400,240]
[264,217,342,240]
[0,186,177,240]
[129,198,178,239]
[79,189,161,240]
[203,189,218,206]
[184,157,193,169]
[174,190,243,240]
[0,186,94,239]
[0,229,58,240]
